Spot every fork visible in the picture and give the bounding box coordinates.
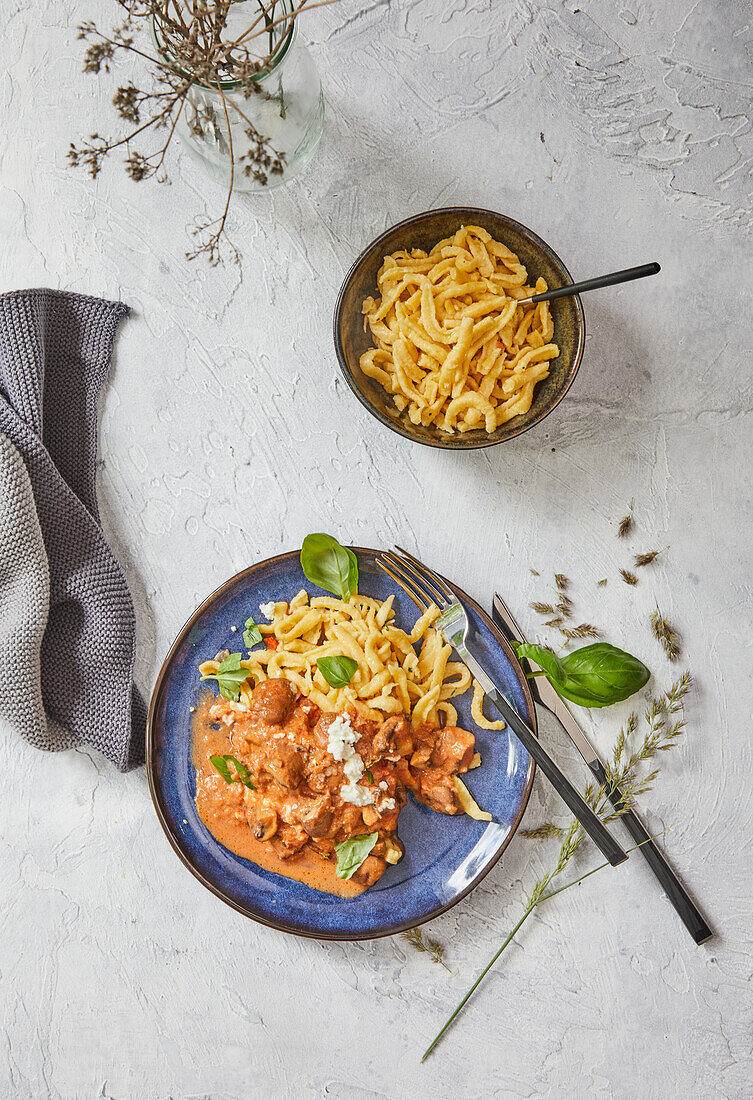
[376,547,629,868]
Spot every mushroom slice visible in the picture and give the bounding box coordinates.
[251,807,278,840]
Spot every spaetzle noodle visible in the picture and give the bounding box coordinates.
[199,589,505,732]
[360,224,559,433]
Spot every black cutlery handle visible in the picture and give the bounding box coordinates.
[529,262,661,304]
[486,688,628,867]
[589,759,713,944]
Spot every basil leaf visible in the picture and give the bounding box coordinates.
[317,654,359,688]
[365,769,374,784]
[200,652,253,702]
[516,640,649,708]
[209,754,256,789]
[515,642,566,685]
[334,832,378,880]
[300,533,358,600]
[345,548,358,594]
[557,642,651,708]
[243,616,263,650]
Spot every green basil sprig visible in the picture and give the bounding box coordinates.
[243,615,263,650]
[515,641,650,708]
[200,651,252,702]
[334,832,378,880]
[317,654,358,687]
[300,533,358,600]
[209,754,256,790]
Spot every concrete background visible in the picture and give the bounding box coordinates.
[1,0,751,1096]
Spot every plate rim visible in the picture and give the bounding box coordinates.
[146,546,537,941]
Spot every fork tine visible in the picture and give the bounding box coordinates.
[390,552,448,609]
[393,546,455,607]
[375,553,430,613]
[382,552,444,611]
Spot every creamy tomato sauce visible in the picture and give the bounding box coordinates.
[192,678,477,898]
[193,693,365,897]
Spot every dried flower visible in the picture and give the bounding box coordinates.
[112,82,141,123]
[67,135,110,179]
[521,823,564,840]
[556,594,573,618]
[612,713,638,768]
[560,623,600,640]
[617,506,634,538]
[125,151,154,181]
[402,928,452,972]
[531,602,555,615]
[620,569,638,586]
[544,617,563,628]
[554,573,569,592]
[635,549,663,568]
[651,608,681,661]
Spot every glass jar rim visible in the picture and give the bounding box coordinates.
[152,1,296,91]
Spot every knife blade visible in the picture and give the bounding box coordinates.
[492,590,713,945]
[492,593,601,767]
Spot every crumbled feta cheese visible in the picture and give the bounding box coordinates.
[343,754,364,784]
[327,714,376,805]
[341,782,375,806]
[259,602,277,621]
[230,625,238,632]
[378,780,388,791]
[327,715,358,762]
[381,797,396,810]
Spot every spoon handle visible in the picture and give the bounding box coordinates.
[519,261,661,306]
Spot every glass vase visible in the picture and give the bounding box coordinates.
[157,1,324,193]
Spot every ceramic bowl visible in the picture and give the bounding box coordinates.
[333,207,585,449]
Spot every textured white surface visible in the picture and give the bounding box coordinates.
[1,1,752,1097]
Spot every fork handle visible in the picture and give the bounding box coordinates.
[518,262,660,305]
[485,688,628,867]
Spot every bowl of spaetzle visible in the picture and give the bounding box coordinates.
[333,207,585,448]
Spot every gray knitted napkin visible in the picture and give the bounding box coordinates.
[0,289,145,770]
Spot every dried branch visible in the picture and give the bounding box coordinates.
[69,0,334,263]
[423,672,693,1060]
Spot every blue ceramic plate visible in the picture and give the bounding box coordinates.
[147,548,536,940]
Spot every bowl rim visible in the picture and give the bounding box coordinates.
[146,546,537,941]
[333,206,586,449]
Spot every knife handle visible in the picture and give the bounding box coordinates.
[589,759,713,944]
[485,688,628,867]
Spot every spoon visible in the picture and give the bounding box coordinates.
[517,261,660,306]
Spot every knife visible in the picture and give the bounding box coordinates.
[492,591,713,945]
